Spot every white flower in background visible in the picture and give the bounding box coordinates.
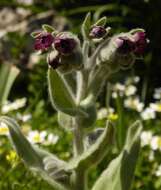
[43,134,59,146]
[0,122,9,135]
[97,108,108,120]
[97,107,115,120]
[112,83,125,98]
[1,98,27,114]
[140,131,152,147]
[16,113,32,122]
[133,76,140,83]
[114,83,125,91]
[27,130,47,144]
[125,85,137,96]
[27,130,59,145]
[141,107,156,120]
[112,92,118,98]
[150,102,161,112]
[149,151,154,161]
[150,136,161,151]
[124,97,144,112]
[153,88,161,100]
[16,0,33,5]
[155,165,161,177]
[125,76,140,85]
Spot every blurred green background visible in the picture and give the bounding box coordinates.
[0,0,161,189]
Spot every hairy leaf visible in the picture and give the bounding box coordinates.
[0,116,69,190]
[81,12,91,40]
[0,64,19,106]
[42,24,55,33]
[65,121,114,171]
[58,111,73,131]
[93,17,107,26]
[48,68,86,116]
[0,116,44,168]
[92,120,142,190]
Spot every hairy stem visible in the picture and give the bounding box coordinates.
[72,116,88,190]
[74,169,88,190]
[71,69,89,190]
[73,117,84,156]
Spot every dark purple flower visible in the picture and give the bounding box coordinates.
[133,32,147,55]
[34,32,54,51]
[47,53,60,69]
[89,26,106,38]
[54,35,77,55]
[115,37,135,54]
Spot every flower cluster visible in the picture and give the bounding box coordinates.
[34,32,54,51]
[97,107,118,121]
[116,32,148,55]
[1,98,27,114]
[27,130,59,145]
[32,29,80,70]
[141,131,161,164]
[111,76,161,121]
[32,23,148,74]
[0,121,59,146]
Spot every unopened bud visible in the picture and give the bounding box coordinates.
[115,37,135,55]
[47,52,60,69]
[133,32,148,55]
[54,33,77,55]
[89,26,107,38]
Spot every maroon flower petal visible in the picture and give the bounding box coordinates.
[34,32,54,51]
[89,26,106,38]
[54,36,77,55]
[116,36,135,54]
[133,32,148,55]
[47,53,60,69]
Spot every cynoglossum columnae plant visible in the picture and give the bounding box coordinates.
[0,13,148,190]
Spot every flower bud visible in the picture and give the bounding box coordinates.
[54,33,77,55]
[97,34,136,73]
[34,32,54,51]
[115,32,148,55]
[133,32,148,55]
[47,51,60,69]
[47,32,83,73]
[115,37,135,55]
[89,26,107,38]
[47,48,83,74]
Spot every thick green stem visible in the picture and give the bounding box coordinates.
[73,117,84,156]
[72,116,88,190]
[74,168,88,190]
[116,94,125,150]
[71,69,89,190]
